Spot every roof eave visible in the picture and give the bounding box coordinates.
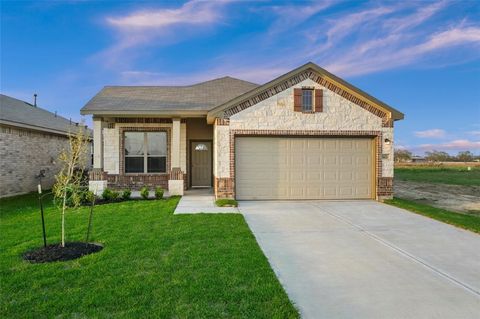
[0,119,91,137]
[207,62,404,122]
[81,109,208,118]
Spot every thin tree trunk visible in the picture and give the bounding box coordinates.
[61,189,67,247]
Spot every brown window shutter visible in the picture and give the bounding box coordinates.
[293,88,302,112]
[315,89,323,112]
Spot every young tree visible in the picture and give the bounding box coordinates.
[394,149,412,162]
[456,151,474,162]
[53,125,90,247]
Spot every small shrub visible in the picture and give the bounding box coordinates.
[140,186,149,199]
[102,188,114,201]
[215,198,238,207]
[83,190,95,204]
[111,190,120,200]
[122,189,132,200]
[155,187,164,199]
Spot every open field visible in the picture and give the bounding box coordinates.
[393,165,480,214]
[394,165,480,186]
[385,198,480,234]
[0,193,298,318]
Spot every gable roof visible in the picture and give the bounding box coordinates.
[0,94,89,136]
[207,62,404,123]
[80,77,259,116]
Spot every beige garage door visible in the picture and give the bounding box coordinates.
[235,137,374,200]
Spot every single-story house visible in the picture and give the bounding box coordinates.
[0,94,92,197]
[81,62,404,200]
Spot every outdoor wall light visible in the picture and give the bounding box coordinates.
[384,138,392,145]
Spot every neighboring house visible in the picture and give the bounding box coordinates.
[0,94,91,197]
[411,156,427,163]
[81,62,404,200]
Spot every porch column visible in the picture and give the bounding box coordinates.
[171,118,181,168]
[89,117,107,195]
[93,117,105,169]
[168,118,184,195]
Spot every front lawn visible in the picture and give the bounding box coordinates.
[385,198,480,234]
[394,166,480,186]
[0,193,298,318]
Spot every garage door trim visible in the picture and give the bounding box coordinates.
[229,130,381,200]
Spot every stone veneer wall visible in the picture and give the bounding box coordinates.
[213,78,395,199]
[100,120,186,190]
[0,125,92,197]
[102,121,187,175]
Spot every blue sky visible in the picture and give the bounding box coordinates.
[1,0,479,155]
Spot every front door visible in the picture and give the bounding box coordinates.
[191,141,212,187]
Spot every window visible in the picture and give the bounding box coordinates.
[195,143,208,151]
[124,132,167,173]
[302,89,313,112]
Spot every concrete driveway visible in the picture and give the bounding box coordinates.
[239,200,480,319]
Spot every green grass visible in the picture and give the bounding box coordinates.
[385,198,480,234]
[0,193,298,318]
[394,166,480,186]
[215,199,238,207]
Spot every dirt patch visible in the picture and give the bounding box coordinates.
[23,242,103,263]
[394,180,480,215]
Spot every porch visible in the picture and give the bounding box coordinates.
[89,117,215,196]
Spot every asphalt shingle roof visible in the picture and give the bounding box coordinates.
[80,76,259,115]
[0,94,88,135]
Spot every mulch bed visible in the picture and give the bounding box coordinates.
[23,242,103,263]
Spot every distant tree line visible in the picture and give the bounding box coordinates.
[394,149,479,163]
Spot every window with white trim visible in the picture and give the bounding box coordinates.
[124,132,167,173]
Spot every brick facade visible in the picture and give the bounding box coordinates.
[214,177,234,198]
[0,124,91,197]
[215,129,390,200]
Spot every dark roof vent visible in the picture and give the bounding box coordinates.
[33,94,37,107]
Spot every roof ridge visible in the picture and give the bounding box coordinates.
[102,76,259,89]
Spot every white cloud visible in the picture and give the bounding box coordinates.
[106,0,221,30]
[414,129,447,138]
[310,1,480,77]
[324,24,480,76]
[467,130,480,136]
[268,1,335,34]
[417,139,480,151]
[94,1,480,84]
[99,0,230,67]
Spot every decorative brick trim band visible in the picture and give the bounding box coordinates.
[225,129,383,200]
[169,167,184,180]
[118,127,171,175]
[377,177,393,198]
[214,118,230,126]
[89,169,107,181]
[214,177,234,199]
[114,118,187,124]
[106,174,169,190]
[115,118,173,124]
[221,69,393,127]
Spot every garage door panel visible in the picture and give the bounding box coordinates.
[236,137,373,200]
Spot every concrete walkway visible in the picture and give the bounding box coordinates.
[174,189,239,214]
[239,200,480,319]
